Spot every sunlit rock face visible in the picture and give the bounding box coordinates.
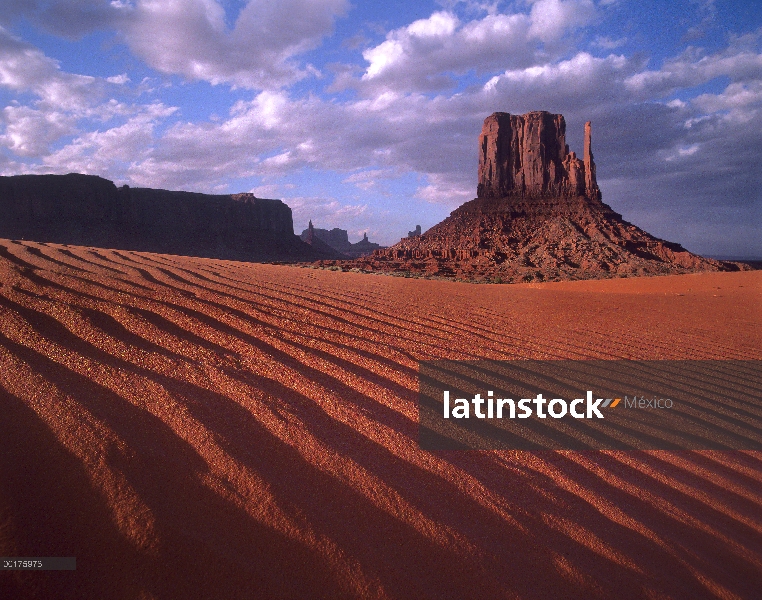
[477,111,599,200]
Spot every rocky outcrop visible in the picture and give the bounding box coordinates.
[345,195,734,282]
[350,232,383,258]
[0,173,331,261]
[477,111,599,200]
[301,225,351,254]
[299,223,382,258]
[318,111,739,282]
[300,221,347,258]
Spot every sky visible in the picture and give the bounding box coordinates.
[0,0,760,257]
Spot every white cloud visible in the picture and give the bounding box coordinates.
[358,10,534,93]
[0,26,101,111]
[625,32,762,98]
[0,0,348,90]
[342,169,397,191]
[592,35,626,49]
[482,51,634,112]
[106,73,130,84]
[116,0,348,89]
[691,80,762,119]
[356,2,599,94]
[0,105,76,156]
[0,26,167,161]
[415,172,474,206]
[39,103,177,180]
[528,0,595,44]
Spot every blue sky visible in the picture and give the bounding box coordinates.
[0,0,760,257]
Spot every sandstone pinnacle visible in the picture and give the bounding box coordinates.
[477,111,600,200]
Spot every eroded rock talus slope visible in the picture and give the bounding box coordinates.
[347,111,735,282]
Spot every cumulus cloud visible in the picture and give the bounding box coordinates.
[40,102,178,180]
[115,0,348,89]
[0,0,348,90]
[356,1,597,94]
[482,51,636,112]
[692,80,762,117]
[342,169,398,191]
[0,26,101,110]
[528,0,595,44]
[591,35,626,49]
[358,11,533,93]
[625,31,762,98]
[415,171,474,205]
[0,105,76,156]
[29,82,477,208]
[0,25,150,161]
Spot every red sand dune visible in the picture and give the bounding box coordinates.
[0,238,760,599]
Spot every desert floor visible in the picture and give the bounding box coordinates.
[0,238,760,599]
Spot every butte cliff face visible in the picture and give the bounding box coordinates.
[477,111,599,200]
[0,173,333,261]
[331,111,737,282]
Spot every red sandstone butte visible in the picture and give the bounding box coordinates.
[477,111,599,200]
[333,111,740,283]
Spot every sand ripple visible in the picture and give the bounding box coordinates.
[0,240,760,599]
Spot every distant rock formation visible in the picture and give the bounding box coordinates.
[320,111,740,282]
[305,219,316,245]
[300,221,347,258]
[351,232,383,258]
[301,225,351,255]
[0,173,333,261]
[408,225,422,238]
[299,224,382,258]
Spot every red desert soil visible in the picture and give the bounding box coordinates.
[0,238,760,599]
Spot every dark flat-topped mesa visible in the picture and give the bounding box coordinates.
[0,173,334,261]
[477,111,599,200]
